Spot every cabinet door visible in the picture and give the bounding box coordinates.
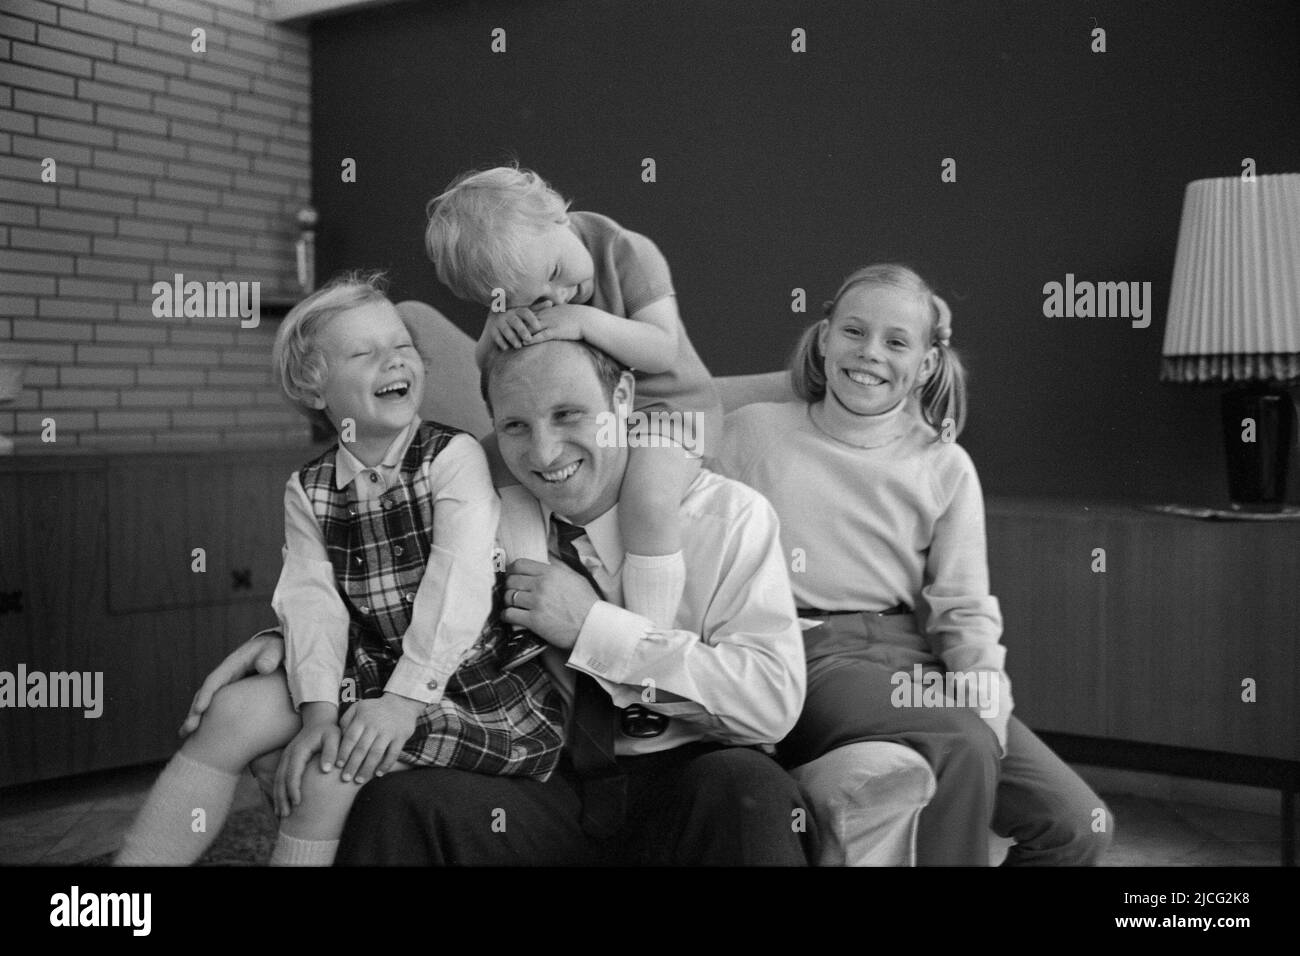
[986,504,1109,737]
[0,464,113,786]
[106,454,300,614]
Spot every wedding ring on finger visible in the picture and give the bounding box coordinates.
[507,588,518,607]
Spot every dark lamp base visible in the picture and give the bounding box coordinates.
[1221,384,1297,510]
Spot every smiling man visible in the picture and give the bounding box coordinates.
[327,338,810,864]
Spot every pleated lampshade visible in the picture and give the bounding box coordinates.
[1161,173,1300,384]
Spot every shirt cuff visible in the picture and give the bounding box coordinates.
[384,655,451,706]
[568,600,649,683]
[290,666,345,711]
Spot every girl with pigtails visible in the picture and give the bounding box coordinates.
[718,264,1111,865]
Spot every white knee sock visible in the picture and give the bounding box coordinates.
[269,831,339,866]
[114,751,240,865]
[622,551,685,629]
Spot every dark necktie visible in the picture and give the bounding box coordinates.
[551,515,626,839]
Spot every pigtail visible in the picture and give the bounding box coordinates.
[917,293,967,440]
[789,318,828,403]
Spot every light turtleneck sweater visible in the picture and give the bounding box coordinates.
[716,396,1012,747]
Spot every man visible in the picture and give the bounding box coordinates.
[186,338,810,865]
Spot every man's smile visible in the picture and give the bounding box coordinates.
[538,460,582,483]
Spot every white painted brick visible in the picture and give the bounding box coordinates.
[134,199,200,222]
[12,227,91,253]
[165,162,233,188]
[14,317,93,340]
[77,344,149,364]
[0,272,57,295]
[78,169,153,196]
[94,60,168,93]
[93,322,166,344]
[220,110,279,137]
[166,78,233,108]
[187,61,253,92]
[173,409,236,428]
[36,116,114,146]
[117,132,186,160]
[61,366,135,387]
[7,0,58,24]
[18,410,92,431]
[59,8,135,44]
[92,148,167,177]
[13,89,94,121]
[11,135,93,165]
[76,257,153,281]
[0,109,38,135]
[0,180,56,206]
[79,431,158,450]
[42,387,117,407]
[11,41,94,79]
[138,367,204,386]
[0,62,76,97]
[0,202,38,225]
[120,388,187,407]
[78,80,153,112]
[0,14,37,43]
[235,94,293,121]
[0,295,36,314]
[35,23,114,60]
[99,410,168,429]
[94,235,167,259]
[171,328,236,348]
[5,249,75,273]
[153,347,220,365]
[19,365,57,386]
[163,246,235,269]
[87,0,161,29]
[118,217,186,242]
[172,121,235,148]
[154,180,219,205]
[207,369,267,386]
[37,297,114,320]
[190,389,245,406]
[39,207,114,233]
[219,347,267,367]
[114,45,187,76]
[152,94,220,124]
[59,277,137,300]
[57,189,134,214]
[186,144,249,170]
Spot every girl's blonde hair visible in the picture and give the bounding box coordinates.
[425,164,571,305]
[272,271,392,434]
[789,263,967,439]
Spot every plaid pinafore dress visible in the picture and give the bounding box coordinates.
[298,421,563,779]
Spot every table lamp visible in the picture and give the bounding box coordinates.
[1161,173,1300,511]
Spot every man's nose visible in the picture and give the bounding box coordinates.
[529,425,563,465]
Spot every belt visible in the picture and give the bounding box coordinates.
[797,603,912,617]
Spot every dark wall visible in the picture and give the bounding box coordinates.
[311,0,1300,504]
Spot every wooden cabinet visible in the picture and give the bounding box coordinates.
[0,448,311,787]
[986,498,1300,763]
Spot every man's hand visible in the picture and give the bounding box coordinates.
[274,701,340,817]
[529,303,588,344]
[179,631,285,737]
[486,307,544,350]
[500,558,600,650]
[335,693,422,785]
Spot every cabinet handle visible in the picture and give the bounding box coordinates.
[231,569,252,591]
[0,591,22,614]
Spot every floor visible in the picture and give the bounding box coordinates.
[0,761,1288,865]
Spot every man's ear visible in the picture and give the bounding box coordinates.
[613,371,635,409]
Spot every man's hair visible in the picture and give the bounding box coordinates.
[272,271,393,433]
[480,340,624,419]
[425,164,572,305]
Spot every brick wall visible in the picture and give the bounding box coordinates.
[0,0,312,453]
